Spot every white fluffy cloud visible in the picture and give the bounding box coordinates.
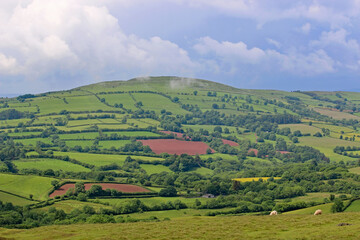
[194,37,335,75]
[0,0,197,92]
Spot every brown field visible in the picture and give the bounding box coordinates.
[50,183,150,197]
[139,139,214,155]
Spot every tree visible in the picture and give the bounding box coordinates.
[331,199,344,213]
[159,186,177,197]
[51,180,59,189]
[206,148,212,154]
[212,103,219,109]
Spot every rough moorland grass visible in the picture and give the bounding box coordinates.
[13,158,91,172]
[53,152,164,167]
[0,173,54,200]
[0,191,35,206]
[3,213,360,239]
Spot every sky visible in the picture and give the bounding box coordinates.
[1,0,360,96]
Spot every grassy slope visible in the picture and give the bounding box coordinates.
[0,191,35,206]
[0,173,54,200]
[13,158,91,172]
[2,213,360,239]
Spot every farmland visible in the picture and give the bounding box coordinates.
[139,139,213,155]
[2,77,360,234]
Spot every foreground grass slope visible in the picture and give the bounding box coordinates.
[1,213,360,240]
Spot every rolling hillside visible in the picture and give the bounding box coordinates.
[1,76,360,235]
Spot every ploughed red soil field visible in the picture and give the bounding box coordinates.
[222,139,239,146]
[139,139,214,155]
[50,183,150,198]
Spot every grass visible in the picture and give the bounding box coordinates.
[191,167,214,175]
[53,152,164,167]
[0,173,54,200]
[140,164,171,175]
[345,200,360,212]
[0,191,35,206]
[283,202,334,215]
[290,192,349,203]
[132,92,189,115]
[39,200,112,213]
[278,123,320,134]
[97,197,207,207]
[313,107,360,120]
[233,177,281,182]
[13,158,91,172]
[298,136,360,162]
[58,132,100,140]
[3,212,360,239]
[14,138,52,146]
[348,167,360,175]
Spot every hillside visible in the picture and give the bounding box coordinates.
[1,76,360,235]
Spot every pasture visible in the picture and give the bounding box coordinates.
[0,191,35,206]
[53,152,164,167]
[345,200,360,212]
[13,158,91,172]
[40,200,112,213]
[0,173,54,200]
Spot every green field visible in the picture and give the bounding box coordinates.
[3,213,360,239]
[97,196,207,207]
[140,164,171,174]
[13,158,91,172]
[53,152,164,166]
[283,202,334,215]
[0,191,35,206]
[40,200,112,213]
[278,123,320,134]
[0,173,54,200]
[345,200,360,212]
[14,138,52,146]
[298,136,359,162]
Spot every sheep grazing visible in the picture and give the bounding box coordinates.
[314,209,322,215]
[270,210,278,215]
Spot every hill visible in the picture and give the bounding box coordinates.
[1,76,360,237]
